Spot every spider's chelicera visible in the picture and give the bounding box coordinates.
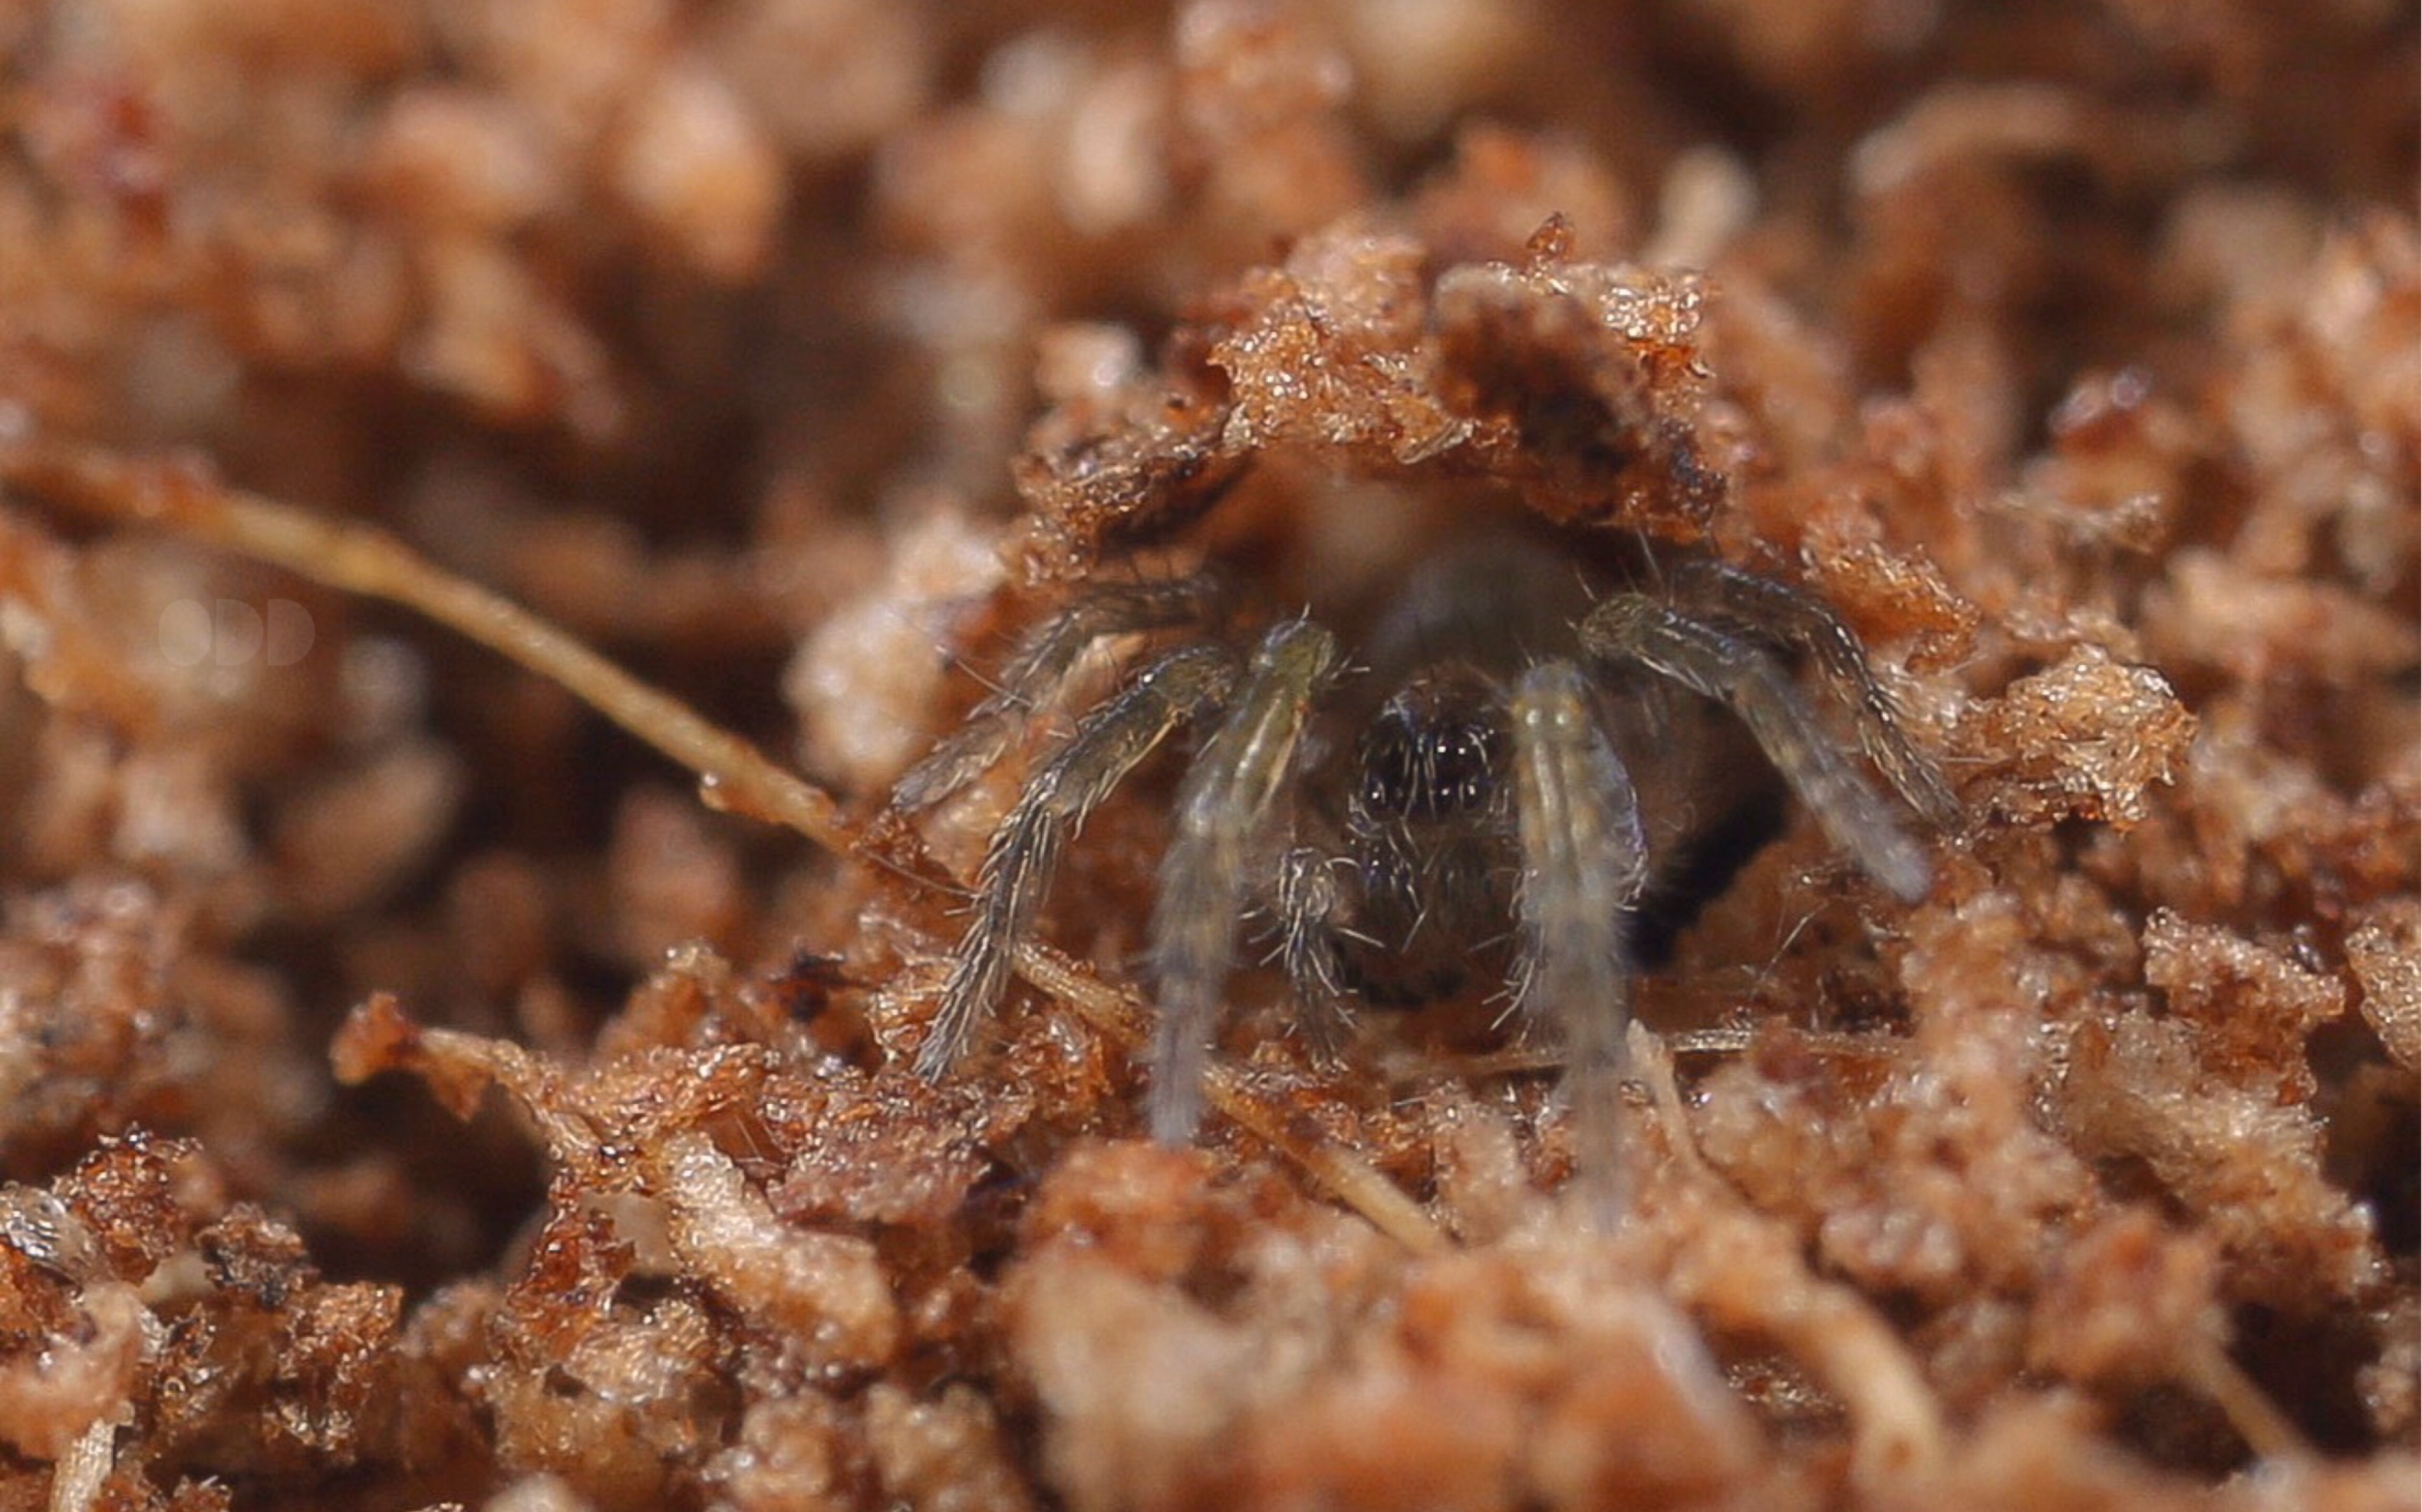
[896,530,1954,1166]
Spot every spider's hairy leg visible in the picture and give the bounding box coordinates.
[1510,660,1647,1225]
[915,643,1240,1080]
[1274,844,1356,1065]
[894,576,1224,811]
[1669,560,1958,827]
[1580,595,1933,904]
[1148,619,1341,1144]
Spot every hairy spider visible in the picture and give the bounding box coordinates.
[897,527,1954,1168]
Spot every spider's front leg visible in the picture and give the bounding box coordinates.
[1510,660,1649,1224]
[895,576,1224,812]
[916,642,1238,1079]
[1147,619,1341,1143]
[1667,559,1959,828]
[1580,593,1936,904]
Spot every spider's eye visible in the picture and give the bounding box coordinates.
[1357,693,1504,822]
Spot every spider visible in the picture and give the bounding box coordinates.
[894,524,1956,1170]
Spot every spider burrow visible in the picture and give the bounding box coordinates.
[895,525,1957,1168]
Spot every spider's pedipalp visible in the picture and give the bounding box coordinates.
[1669,559,1959,828]
[915,641,1239,1079]
[1148,618,1341,1143]
[895,576,1223,812]
[1510,659,1648,1224]
[1274,844,1355,1063]
[1580,594,1934,904]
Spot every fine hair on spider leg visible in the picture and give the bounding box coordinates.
[1510,658,1649,1223]
[1665,558,1959,829]
[1579,591,1935,905]
[1274,842,1357,1063]
[1148,618,1341,1143]
[895,575,1224,812]
[914,641,1238,1079]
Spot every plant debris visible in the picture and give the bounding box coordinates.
[0,2,2411,1508]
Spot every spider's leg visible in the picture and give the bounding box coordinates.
[1148,619,1341,1143]
[1580,594,1933,904]
[915,643,1238,1079]
[1510,660,1648,1225]
[895,575,1224,811]
[1274,842,1356,1065]
[1669,559,1958,828]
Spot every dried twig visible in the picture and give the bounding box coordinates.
[1013,942,1448,1254]
[0,439,854,854]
